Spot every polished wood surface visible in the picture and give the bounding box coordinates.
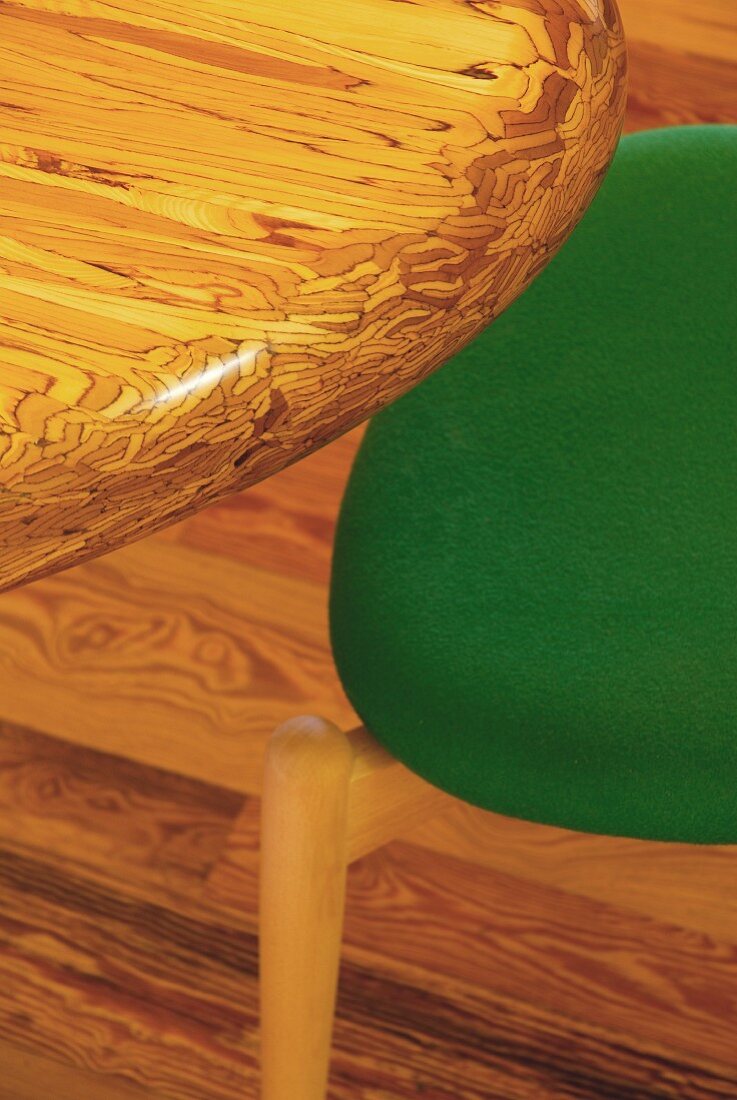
[0,0,626,592]
[3,719,737,1099]
[1,1,736,1096]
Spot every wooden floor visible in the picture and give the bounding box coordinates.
[2,2,737,1096]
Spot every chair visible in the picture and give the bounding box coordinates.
[259,125,737,1100]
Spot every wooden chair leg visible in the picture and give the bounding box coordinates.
[260,715,453,1099]
[260,716,355,1100]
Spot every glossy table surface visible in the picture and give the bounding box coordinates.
[0,0,626,592]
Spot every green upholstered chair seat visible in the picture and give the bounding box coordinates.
[329,126,737,844]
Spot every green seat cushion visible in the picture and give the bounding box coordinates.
[329,125,737,844]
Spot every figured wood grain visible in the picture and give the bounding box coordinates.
[0,1039,156,1100]
[0,4,735,1095]
[0,709,735,1098]
[624,42,737,133]
[217,833,737,1074]
[0,0,626,592]
[406,805,737,946]
[156,426,367,588]
[0,535,357,790]
[619,0,737,63]
[330,950,737,1100]
[3,833,737,1100]
[0,846,257,1099]
[0,717,243,890]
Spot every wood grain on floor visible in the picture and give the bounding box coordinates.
[1,1,736,1095]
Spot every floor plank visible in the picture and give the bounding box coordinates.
[406,807,737,945]
[206,800,737,1074]
[0,538,356,792]
[0,848,255,1099]
[625,41,737,133]
[1,1039,154,1100]
[0,718,244,890]
[620,0,737,64]
[3,841,736,1100]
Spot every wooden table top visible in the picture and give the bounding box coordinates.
[0,0,626,592]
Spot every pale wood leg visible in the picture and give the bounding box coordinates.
[260,716,454,1099]
[260,716,355,1100]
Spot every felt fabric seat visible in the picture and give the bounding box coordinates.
[329,126,737,844]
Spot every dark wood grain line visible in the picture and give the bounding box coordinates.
[0,2,736,1096]
[207,797,737,1076]
[0,0,626,592]
[333,962,737,1100]
[0,717,244,889]
[625,41,737,131]
[0,1036,155,1100]
[3,842,736,1100]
